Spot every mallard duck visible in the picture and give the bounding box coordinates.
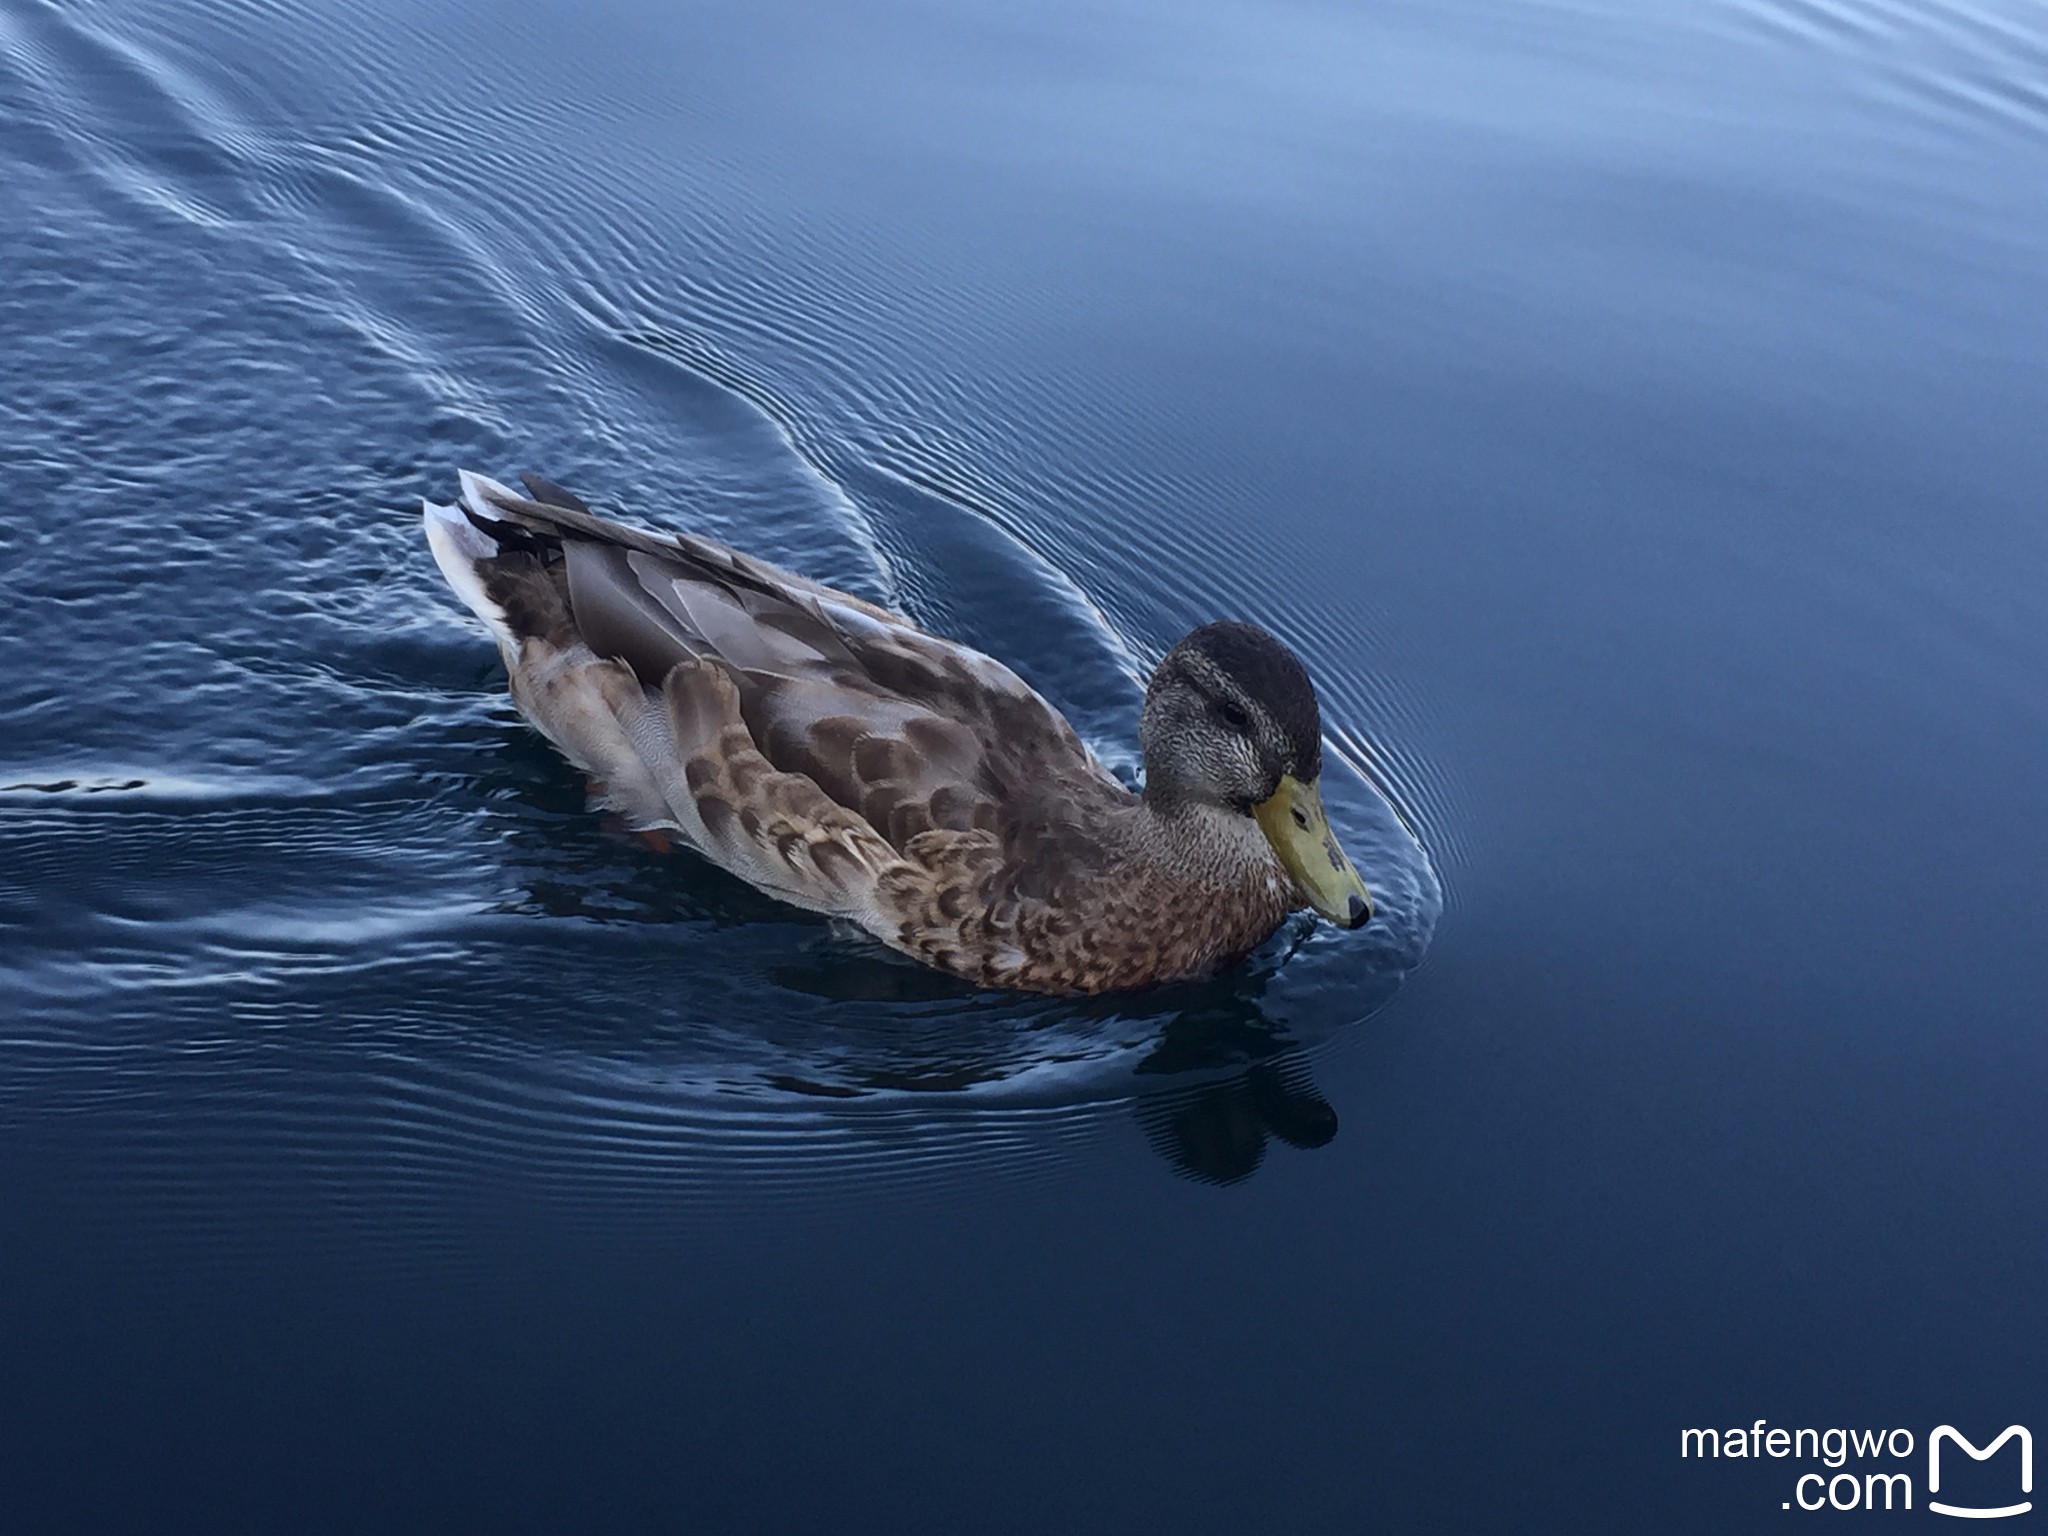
[424,472,1372,995]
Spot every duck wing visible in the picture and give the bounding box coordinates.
[427,473,1129,932]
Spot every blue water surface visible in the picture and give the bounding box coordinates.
[2,0,2045,1528]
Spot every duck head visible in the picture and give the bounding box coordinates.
[1139,621,1373,930]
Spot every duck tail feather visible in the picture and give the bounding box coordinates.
[422,499,520,653]
[456,467,679,560]
[519,471,592,513]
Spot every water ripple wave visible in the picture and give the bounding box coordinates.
[0,0,1467,1202]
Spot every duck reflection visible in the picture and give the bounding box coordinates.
[1133,1020,1339,1185]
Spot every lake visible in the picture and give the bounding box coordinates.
[2,0,2044,1528]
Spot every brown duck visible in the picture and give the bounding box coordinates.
[425,472,1373,995]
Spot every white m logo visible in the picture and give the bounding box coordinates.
[1929,1425,2032,1519]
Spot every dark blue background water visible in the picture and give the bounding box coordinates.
[3,0,2045,1528]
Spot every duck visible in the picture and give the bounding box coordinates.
[423,472,1373,995]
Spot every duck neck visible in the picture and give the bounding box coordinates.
[1133,791,1286,897]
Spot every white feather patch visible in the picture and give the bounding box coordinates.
[458,468,521,522]
[422,499,518,653]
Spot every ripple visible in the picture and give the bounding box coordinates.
[1723,0,2048,144]
[0,0,1459,1210]
[3,717,1434,1195]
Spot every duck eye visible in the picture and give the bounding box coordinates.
[1216,700,1252,732]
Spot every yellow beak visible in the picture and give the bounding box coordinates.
[1253,774,1373,929]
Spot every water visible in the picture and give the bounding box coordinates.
[2,0,2044,1528]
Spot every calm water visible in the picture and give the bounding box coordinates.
[3,0,2045,1528]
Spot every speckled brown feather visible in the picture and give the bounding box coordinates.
[429,472,1298,993]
